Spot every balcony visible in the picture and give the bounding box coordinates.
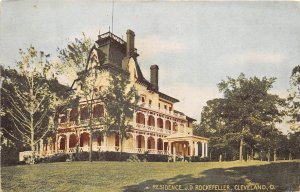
[134,123,175,134]
[139,103,185,119]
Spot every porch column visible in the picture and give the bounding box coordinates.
[145,136,148,151]
[67,108,72,123]
[162,118,165,133]
[77,106,81,123]
[205,142,208,157]
[189,141,194,156]
[133,112,137,126]
[66,134,70,152]
[103,134,108,151]
[133,133,136,149]
[168,141,172,155]
[194,142,198,156]
[55,135,58,153]
[145,113,148,129]
[154,137,158,154]
[173,143,176,162]
[201,142,205,157]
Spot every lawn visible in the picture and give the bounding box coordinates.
[2,160,300,192]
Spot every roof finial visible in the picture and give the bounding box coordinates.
[111,0,114,33]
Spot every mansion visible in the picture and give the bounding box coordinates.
[38,29,209,161]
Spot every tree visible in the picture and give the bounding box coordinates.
[57,34,104,162]
[197,98,229,161]
[287,65,300,131]
[100,73,139,160]
[1,47,66,162]
[200,74,285,161]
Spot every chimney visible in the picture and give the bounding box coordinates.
[150,65,159,91]
[126,29,135,57]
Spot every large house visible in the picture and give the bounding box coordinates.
[39,29,209,160]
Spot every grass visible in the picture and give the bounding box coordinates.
[2,160,300,192]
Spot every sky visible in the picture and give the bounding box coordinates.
[1,1,300,133]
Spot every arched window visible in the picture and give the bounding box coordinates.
[69,134,78,148]
[80,107,88,120]
[60,115,67,123]
[80,132,90,147]
[93,104,104,118]
[157,118,163,128]
[165,120,171,130]
[157,138,163,150]
[147,115,155,126]
[70,108,78,122]
[115,133,120,147]
[136,112,145,124]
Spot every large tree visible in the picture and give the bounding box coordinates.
[1,47,66,161]
[200,74,285,161]
[100,73,139,160]
[287,65,300,131]
[57,34,104,162]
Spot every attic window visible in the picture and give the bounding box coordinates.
[164,105,167,110]
[149,100,152,106]
[141,96,145,103]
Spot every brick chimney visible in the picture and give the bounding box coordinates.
[126,29,135,57]
[150,65,159,91]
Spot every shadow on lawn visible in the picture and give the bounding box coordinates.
[123,161,300,192]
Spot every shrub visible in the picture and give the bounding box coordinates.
[145,154,168,162]
[74,151,101,161]
[41,154,69,163]
[1,145,20,166]
[126,154,141,162]
[190,156,210,162]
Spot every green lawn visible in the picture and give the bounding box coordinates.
[2,160,300,192]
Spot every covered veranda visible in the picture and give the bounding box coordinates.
[164,133,209,162]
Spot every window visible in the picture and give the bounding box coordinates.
[93,105,104,117]
[169,106,172,111]
[164,105,167,110]
[149,99,152,106]
[115,134,119,147]
[158,103,160,109]
[80,107,89,120]
[141,96,145,103]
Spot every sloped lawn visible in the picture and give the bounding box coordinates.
[2,160,300,192]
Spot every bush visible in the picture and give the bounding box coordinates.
[1,145,19,166]
[126,154,141,162]
[190,156,210,162]
[40,154,69,163]
[145,154,168,162]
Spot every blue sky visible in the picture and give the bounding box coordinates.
[1,1,300,132]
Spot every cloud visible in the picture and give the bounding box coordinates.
[224,51,286,66]
[136,35,184,58]
[161,84,222,121]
